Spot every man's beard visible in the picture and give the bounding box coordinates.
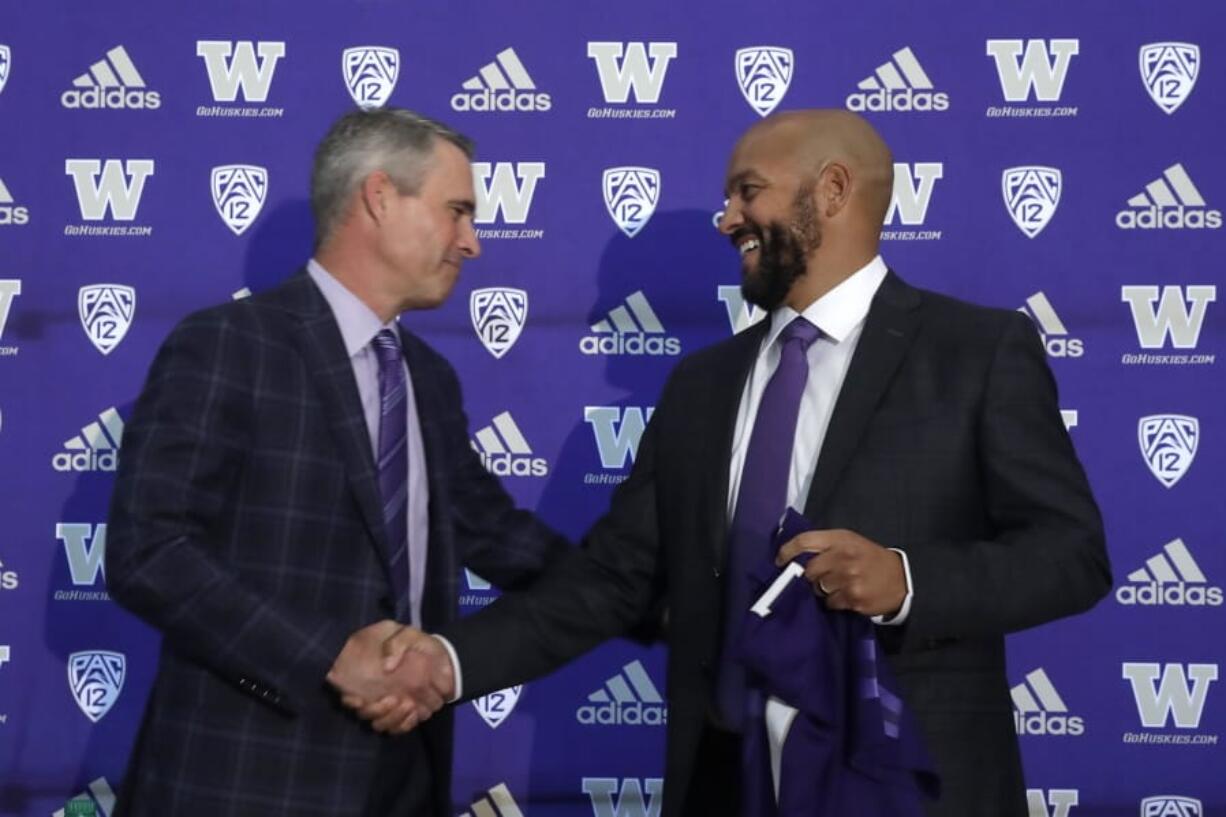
[738,189,821,311]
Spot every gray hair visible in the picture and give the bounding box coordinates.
[310,107,474,246]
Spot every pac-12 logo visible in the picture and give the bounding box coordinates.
[735,47,793,117]
[472,685,522,728]
[1141,796,1203,817]
[342,46,399,109]
[78,284,135,355]
[603,167,659,238]
[211,164,267,236]
[1002,166,1061,238]
[68,650,125,722]
[1139,415,1198,488]
[470,287,527,359]
[1139,42,1199,114]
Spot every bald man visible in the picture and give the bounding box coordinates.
[368,110,1111,816]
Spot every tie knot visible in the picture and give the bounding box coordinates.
[779,317,821,350]
[371,329,402,369]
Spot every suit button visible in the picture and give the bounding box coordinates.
[712,568,721,579]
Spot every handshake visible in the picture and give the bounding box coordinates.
[325,620,456,734]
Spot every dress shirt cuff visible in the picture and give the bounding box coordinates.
[871,548,914,626]
[431,634,464,702]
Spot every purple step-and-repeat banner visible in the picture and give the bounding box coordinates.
[1,1,1223,815]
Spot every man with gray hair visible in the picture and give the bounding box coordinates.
[106,107,567,817]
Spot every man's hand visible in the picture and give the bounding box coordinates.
[776,529,906,617]
[333,625,456,734]
[327,619,405,703]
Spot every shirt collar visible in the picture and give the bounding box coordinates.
[307,258,400,357]
[763,255,889,349]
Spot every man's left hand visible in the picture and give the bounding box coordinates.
[776,529,906,617]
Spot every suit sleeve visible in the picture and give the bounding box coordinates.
[436,389,673,700]
[106,312,350,712]
[901,312,1111,641]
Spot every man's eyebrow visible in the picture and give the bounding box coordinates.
[724,170,763,197]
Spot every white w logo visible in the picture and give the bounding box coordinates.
[473,162,545,224]
[986,39,1080,101]
[886,162,943,225]
[1121,285,1216,349]
[585,406,654,469]
[716,285,765,334]
[1026,789,1079,817]
[587,42,677,104]
[1123,662,1218,728]
[65,159,154,221]
[196,40,285,102]
[0,279,20,339]
[56,523,107,587]
[583,778,663,817]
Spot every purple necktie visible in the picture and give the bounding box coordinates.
[371,329,411,612]
[716,316,822,730]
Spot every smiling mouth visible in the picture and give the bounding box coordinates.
[738,238,760,257]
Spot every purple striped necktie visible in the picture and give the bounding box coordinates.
[716,315,821,730]
[371,329,411,611]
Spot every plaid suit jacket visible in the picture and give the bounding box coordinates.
[106,271,567,817]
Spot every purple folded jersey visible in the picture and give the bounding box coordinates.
[734,508,940,817]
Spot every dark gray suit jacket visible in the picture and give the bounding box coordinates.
[107,272,567,817]
[441,272,1111,817]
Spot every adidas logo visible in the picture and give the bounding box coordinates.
[580,291,681,356]
[1116,539,1222,607]
[1011,668,1085,736]
[1018,292,1083,358]
[0,177,29,226]
[450,48,551,112]
[61,46,160,109]
[54,777,116,817]
[470,411,548,477]
[0,553,16,591]
[0,556,17,591]
[577,659,667,726]
[459,783,523,817]
[846,47,948,112]
[53,407,124,472]
[1116,163,1221,230]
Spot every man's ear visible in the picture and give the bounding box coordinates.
[359,171,392,225]
[817,162,852,219]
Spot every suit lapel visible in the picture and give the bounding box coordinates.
[706,319,771,569]
[803,271,922,519]
[277,274,394,578]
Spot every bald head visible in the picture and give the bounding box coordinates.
[734,109,894,227]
